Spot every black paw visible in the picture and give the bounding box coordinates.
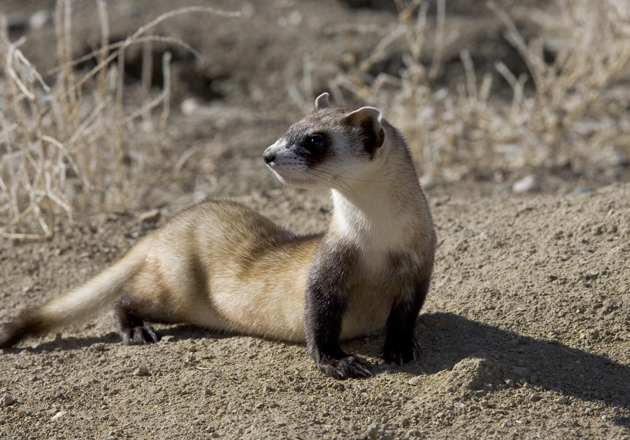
[120,325,160,345]
[383,337,421,365]
[316,354,373,380]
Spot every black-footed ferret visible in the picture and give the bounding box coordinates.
[0,93,436,379]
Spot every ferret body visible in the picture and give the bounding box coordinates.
[0,93,436,379]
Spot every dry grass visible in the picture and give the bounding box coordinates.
[0,4,239,240]
[328,0,630,185]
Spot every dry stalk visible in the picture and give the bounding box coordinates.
[0,6,240,239]
[335,0,630,182]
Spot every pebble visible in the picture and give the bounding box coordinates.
[530,394,542,402]
[162,335,176,343]
[512,175,540,193]
[407,376,422,386]
[134,366,151,377]
[181,98,203,116]
[1,394,15,406]
[366,425,379,439]
[51,411,66,421]
[557,396,569,404]
[29,10,53,30]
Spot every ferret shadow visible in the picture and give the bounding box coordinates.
[346,312,630,428]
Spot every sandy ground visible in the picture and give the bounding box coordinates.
[2,184,630,439]
[1,0,630,439]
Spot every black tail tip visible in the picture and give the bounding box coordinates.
[0,322,27,349]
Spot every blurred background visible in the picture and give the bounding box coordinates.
[1,0,629,237]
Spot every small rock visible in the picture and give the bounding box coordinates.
[205,426,215,433]
[512,175,540,193]
[366,425,379,439]
[104,437,119,440]
[181,98,203,116]
[51,411,66,421]
[134,366,151,377]
[162,335,176,343]
[407,376,422,386]
[1,394,15,406]
[138,209,161,224]
[204,389,213,396]
[557,396,569,404]
[530,394,542,402]
[29,10,53,30]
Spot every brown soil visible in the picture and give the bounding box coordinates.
[1,1,630,439]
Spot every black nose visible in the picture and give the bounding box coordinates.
[263,149,275,165]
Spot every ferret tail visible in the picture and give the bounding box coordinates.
[0,238,151,349]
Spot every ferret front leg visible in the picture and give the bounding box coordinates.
[305,244,372,380]
[382,278,430,365]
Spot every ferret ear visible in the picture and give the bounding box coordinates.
[342,106,385,158]
[315,93,330,110]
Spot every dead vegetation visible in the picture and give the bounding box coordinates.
[1,1,629,239]
[328,0,630,185]
[0,2,238,239]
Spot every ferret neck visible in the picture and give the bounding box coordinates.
[329,166,426,253]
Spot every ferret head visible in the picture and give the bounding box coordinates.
[263,93,389,190]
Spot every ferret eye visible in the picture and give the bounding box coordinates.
[306,134,326,152]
